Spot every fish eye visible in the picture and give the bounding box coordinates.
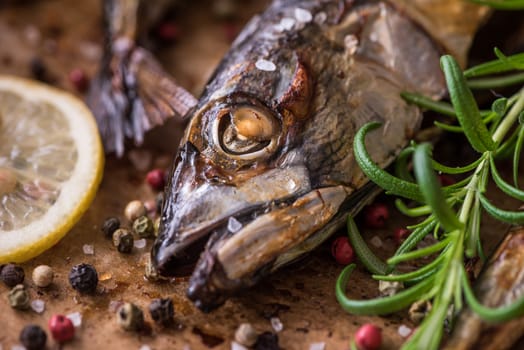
[213,106,281,160]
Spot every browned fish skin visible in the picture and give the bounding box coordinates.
[443,226,524,350]
[152,0,450,310]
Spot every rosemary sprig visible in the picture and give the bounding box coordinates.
[468,0,524,10]
[336,50,524,350]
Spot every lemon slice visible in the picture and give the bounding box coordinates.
[0,76,103,263]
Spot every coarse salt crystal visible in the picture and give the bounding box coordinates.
[398,325,412,338]
[295,8,313,23]
[30,299,45,314]
[344,35,359,55]
[370,236,383,248]
[231,342,248,350]
[270,317,283,332]
[227,217,243,233]
[67,312,83,328]
[134,239,147,249]
[139,345,152,350]
[255,59,276,72]
[309,342,325,350]
[314,12,327,25]
[280,17,295,31]
[273,24,284,32]
[83,244,94,255]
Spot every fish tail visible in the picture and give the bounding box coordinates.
[87,0,196,156]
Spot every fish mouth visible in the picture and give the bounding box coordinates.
[150,139,377,310]
[151,142,314,277]
[151,199,292,277]
[153,183,352,309]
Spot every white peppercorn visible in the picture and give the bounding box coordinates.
[235,323,258,347]
[32,265,54,288]
[124,200,146,222]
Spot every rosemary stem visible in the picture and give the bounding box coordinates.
[458,157,487,223]
[492,88,524,143]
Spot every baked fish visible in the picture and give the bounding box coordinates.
[148,0,489,310]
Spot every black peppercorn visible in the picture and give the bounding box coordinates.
[102,217,120,238]
[148,298,174,326]
[1,263,25,287]
[112,228,134,254]
[20,324,47,350]
[69,263,98,293]
[254,332,280,350]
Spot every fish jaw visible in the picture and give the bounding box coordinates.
[151,140,313,276]
[185,185,352,310]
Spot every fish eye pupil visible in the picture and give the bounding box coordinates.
[231,107,276,141]
[216,105,280,157]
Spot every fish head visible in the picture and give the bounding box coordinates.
[151,0,447,310]
[152,54,321,278]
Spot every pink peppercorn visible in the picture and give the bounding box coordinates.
[438,174,455,187]
[156,21,179,42]
[394,228,410,245]
[331,237,354,265]
[363,203,389,229]
[146,168,166,191]
[68,68,89,92]
[355,323,382,350]
[48,314,75,343]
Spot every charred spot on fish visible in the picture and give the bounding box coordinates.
[213,105,281,160]
[277,59,313,120]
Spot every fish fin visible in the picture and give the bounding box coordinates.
[87,43,197,157]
